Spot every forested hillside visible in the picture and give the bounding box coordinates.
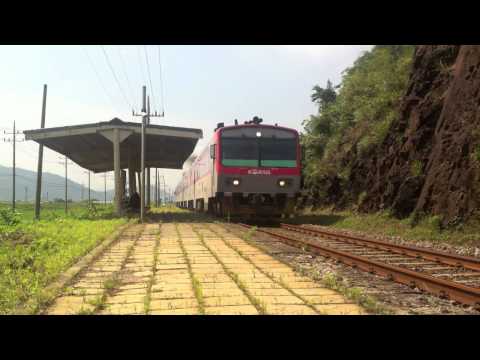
[301,45,480,227]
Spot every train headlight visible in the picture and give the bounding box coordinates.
[278,180,286,187]
[232,179,240,186]
[256,131,262,138]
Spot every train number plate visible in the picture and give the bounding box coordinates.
[247,169,271,175]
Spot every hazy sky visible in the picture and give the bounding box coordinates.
[0,45,372,192]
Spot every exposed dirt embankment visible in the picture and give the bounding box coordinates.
[358,45,480,226]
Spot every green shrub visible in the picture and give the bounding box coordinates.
[410,160,423,177]
[0,209,21,226]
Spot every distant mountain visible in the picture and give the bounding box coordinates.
[0,165,114,202]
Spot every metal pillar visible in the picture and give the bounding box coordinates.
[146,97,151,208]
[128,148,136,196]
[140,86,146,222]
[35,84,47,219]
[113,128,122,215]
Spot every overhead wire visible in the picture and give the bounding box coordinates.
[157,45,165,115]
[100,45,134,112]
[81,45,121,115]
[136,45,148,89]
[143,45,157,112]
[116,46,137,109]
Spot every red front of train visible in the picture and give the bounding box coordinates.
[175,118,301,218]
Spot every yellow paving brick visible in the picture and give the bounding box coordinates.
[150,308,200,315]
[72,280,103,289]
[235,282,283,289]
[106,294,146,304]
[100,303,145,315]
[289,288,339,296]
[69,287,105,296]
[254,295,305,305]
[266,304,318,315]
[117,283,149,291]
[149,298,199,311]
[151,283,193,292]
[202,288,245,298]
[114,288,148,296]
[156,264,188,270]
[302,294,351,305]
[314,304,365,315]
[248,288,293,297]
[150,290,195,300]
[204,295,252,307]
[282,281,324,289]
[154,277,192,284]
[200,282,243,290]
[205,305,259,315]
[47,296,95,315]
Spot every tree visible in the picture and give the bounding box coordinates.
[311,80,337,112]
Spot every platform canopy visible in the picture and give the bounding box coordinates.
[24,118,203,173]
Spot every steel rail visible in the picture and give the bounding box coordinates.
[281,224,480,272]
[239,224,480,307]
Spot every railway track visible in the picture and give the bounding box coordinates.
[238,223,480,308]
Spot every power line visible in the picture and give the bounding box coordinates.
[101,45,133,112]
[136,46,148,89]
[81,46,121,115]
[117,46,137,109]
[158,45,165,115]
[143,45,157,112]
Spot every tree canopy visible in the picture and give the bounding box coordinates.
[301,45,415,198]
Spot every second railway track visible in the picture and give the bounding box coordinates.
[238,223,480,308]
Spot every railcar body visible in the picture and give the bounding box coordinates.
[174,120,301,218]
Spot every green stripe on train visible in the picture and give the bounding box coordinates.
[260,160,297,167]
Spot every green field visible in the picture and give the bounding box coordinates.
[0,202,129,314]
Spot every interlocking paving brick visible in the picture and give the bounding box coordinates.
[149,298,199,311]
[205,305,259,315]
[45,222,365,315]
[204,295,252,307]
[150,308,199,315]
[315,304,366,315]
[266,304,318,315]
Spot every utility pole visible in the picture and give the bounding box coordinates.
[35,84,47,219]
[154,168,158,207]
[59,156,68,213]
[146,96,151,208]
[25,187,28,202]
[84,170,91,205]
[3,121,24,210]
[88,171,91,205]
[133,86,163,222]
[104,172,107,205]
[81,183,84,201]
[58,156,72,214]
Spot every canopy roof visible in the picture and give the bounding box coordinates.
[24,118,203,173]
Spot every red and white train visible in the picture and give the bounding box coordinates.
[174,117,301,218]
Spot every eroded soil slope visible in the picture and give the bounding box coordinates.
[358,45,480,225]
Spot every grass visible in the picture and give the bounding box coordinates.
[144,224,161,314]
[319,272,393,314]
[223,223,392,314]
[192,227,267,315]
[0,202,127,314]
[208,224,321,314]
[293,208,480,247]
[176,223,205,315]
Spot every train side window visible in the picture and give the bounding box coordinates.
[210,144,216,159]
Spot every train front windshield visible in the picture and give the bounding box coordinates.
[221,127,297,168]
